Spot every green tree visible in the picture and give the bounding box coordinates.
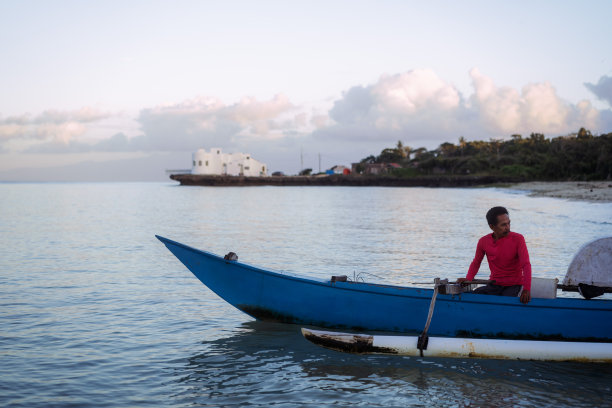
[396,141,407,159]
[357,129,610,180]
[378,147,404,163]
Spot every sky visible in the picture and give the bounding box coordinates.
[1,0,611,180]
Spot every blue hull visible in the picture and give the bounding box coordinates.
[157,235,612,341]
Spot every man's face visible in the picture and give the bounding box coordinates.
[490,213,510,239]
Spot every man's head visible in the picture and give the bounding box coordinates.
[486,206,510,239]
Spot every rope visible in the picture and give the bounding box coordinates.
[351,271,385,282]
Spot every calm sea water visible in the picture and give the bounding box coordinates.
[1,182,611,407]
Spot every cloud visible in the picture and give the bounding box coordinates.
[2,69,610,170]
[314,68,606,149]
[469,68,522,133]
[33,107,109,124]
[0,108,111,151]
[585,75,612,106]
[312,69,468,149]
[0,96,303,155]
[26,132,135,154]
[135,94,300,151]
[328,69,461,131]
[470,68,601,135]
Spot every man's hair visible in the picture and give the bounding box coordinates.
[486,206,509,226]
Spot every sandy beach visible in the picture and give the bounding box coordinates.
[508,181,612,202]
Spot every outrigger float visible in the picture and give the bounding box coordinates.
[157,235,612,361]
[300,328,612,362]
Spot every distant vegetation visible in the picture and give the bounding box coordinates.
[355,128,612,181]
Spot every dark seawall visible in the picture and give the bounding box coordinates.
[170,174,524,187]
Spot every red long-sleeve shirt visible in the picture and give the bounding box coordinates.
[467,231,532,291]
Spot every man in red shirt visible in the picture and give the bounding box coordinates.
[458,206,532,304]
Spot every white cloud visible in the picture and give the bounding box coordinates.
[314,68,606,149]
[226,95,293,124]
[469,68,600,135]
[32,107,108,124]
[1,69,610,173]
[0,108,111,151]
[521,81,570,132]
[373,70,461,113]
[0,96,301,154]
[316,69,467,146]
[136,94,301,151]
[320,70,456,143]
[469,68,522,133]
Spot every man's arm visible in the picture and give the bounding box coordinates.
[518,235,532,304]
[458,239,485,283]
[467,239,485,280]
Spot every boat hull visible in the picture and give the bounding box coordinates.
[157,235,612,341]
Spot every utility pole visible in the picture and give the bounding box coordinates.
[318,153,321,173]
[300,147,303,172]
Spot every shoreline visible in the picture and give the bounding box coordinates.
[169,174,612,203]
[506,181,612,203]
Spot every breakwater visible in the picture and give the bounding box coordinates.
[170,174,524,187]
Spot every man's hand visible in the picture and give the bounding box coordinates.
[520,289,531,304]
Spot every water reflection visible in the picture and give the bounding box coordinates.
[173,321,612,407]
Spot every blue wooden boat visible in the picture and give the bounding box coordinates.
[156,235,612,342]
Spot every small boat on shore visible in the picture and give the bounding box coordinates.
[156,235,612,342]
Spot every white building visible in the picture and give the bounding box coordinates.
[191,148,267,177]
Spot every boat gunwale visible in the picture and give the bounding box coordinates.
[156,235,612,312]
